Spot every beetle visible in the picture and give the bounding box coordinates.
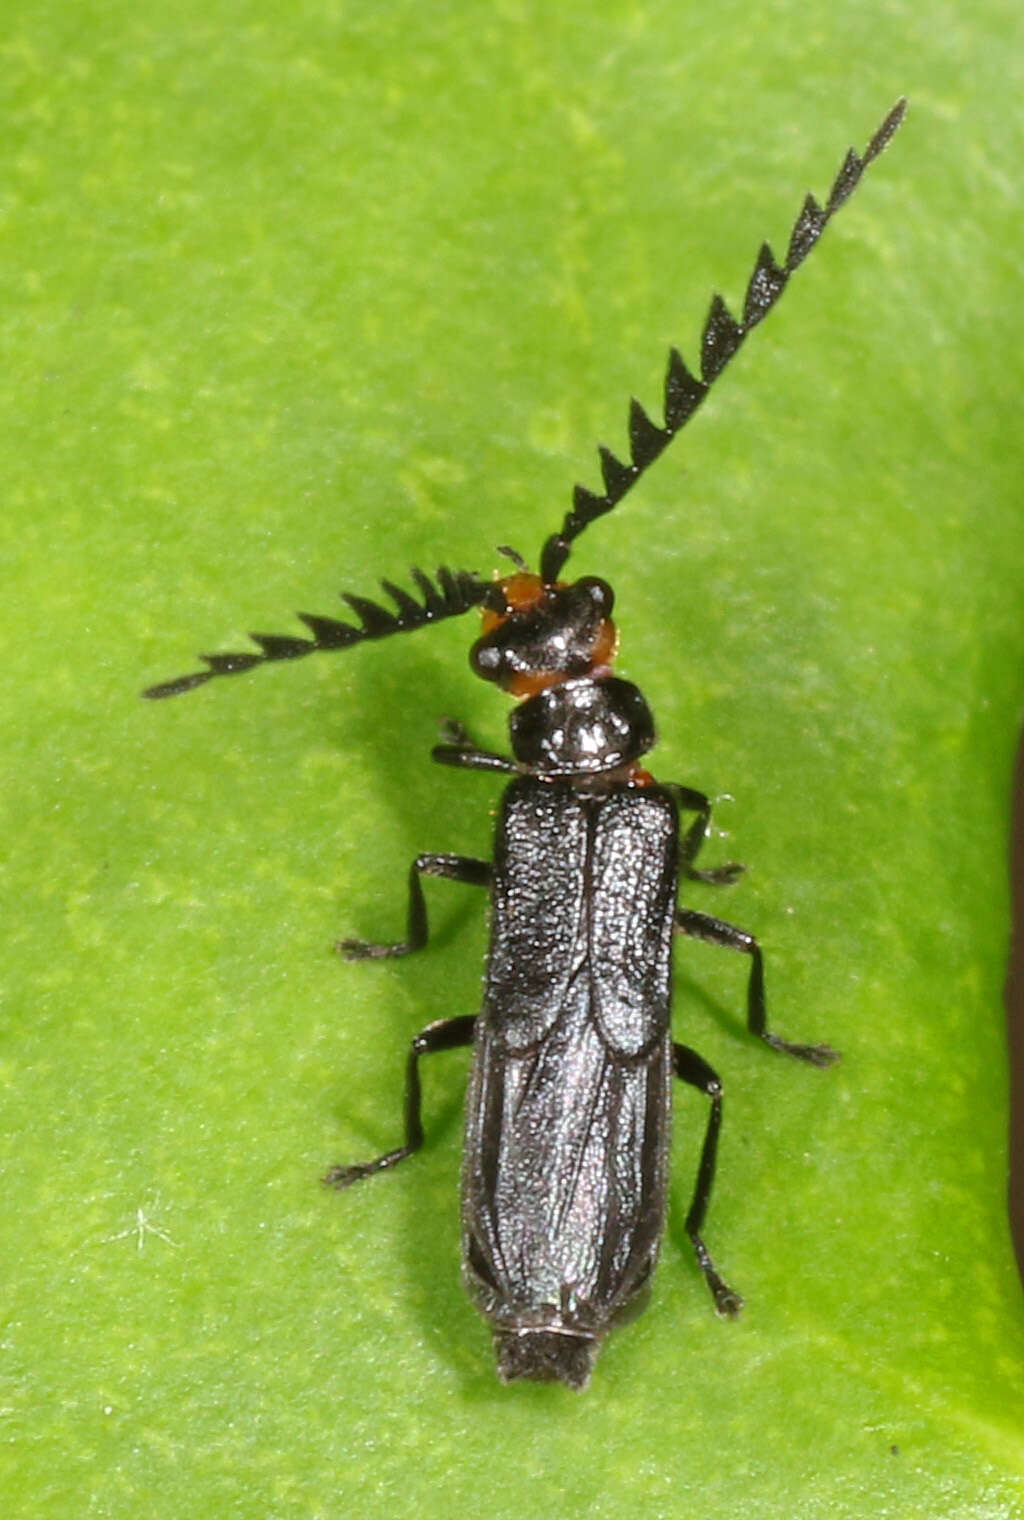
[145,100,906,1387]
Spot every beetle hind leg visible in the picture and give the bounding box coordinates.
[673,1042,743,1317]
[324,1013,476,1188]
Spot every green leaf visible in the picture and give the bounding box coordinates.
[4,3,1024,1516]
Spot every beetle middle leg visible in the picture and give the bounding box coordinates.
[324,1013,476,1189]
[675,907,839,1066]
[673,1042,743,1317]
[338,853,491,960]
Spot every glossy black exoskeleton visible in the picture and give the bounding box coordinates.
[144,102,905,1388]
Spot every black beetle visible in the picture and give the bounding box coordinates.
[145,100,906,1388]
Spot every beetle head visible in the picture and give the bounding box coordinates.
[470,572,617,696]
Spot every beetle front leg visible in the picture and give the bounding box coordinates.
[673,1042,742,1317]
[324,1014,476,1188]
[667,783,744,886]
[675,907,839,1066]
[337,853,491,960]
[431,720,519,776]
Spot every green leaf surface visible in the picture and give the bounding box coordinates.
[4,2,1024,1516]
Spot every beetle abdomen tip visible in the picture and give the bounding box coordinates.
[494,1329,597,1390]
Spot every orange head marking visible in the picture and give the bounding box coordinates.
[479,572,551,636]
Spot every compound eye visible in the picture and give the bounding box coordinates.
[574,576,614,619]
[470,639,505,680]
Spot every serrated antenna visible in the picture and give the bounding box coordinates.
[539,97,907,583]
[143,565,491,698]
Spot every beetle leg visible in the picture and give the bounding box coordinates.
[338,853,491,960]
[432,714,519,773]
[675,907,839,1066]
[324,1014,477,1189]
[437,716,476,747]
[432,742,519,774]
[666,783,744,885]
[672,1042,743,1317]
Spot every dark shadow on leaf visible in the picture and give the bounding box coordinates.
[315,623,502,1380]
